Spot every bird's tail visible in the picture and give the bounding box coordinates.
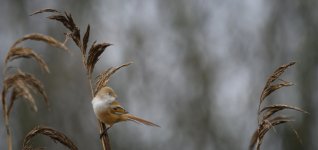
[124,114,160,127]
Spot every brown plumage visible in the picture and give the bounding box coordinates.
[92,86,160,129]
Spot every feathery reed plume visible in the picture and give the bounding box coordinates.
[3,70,48,115]
[11,33,69,51]
[31,8,132,150]
[95,62,132,95]
[29,8,60,16]
[87,42,112,75]
[82,25,90,57]
[249,62,308,150]
[23,126,78,150]
[1,31,68,150]
[5,47,50,73]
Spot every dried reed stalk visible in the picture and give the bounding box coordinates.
[29,8,60,16]
[31,8,132,150]
[1,30,69,150]
[249,62,308,150]
[2,90,12,150]
[5,47,50,73]
[95,62,133,95]
[10,33,69,51]
[87,42,112,75]
[3,70,48,115]
[23,126,78,150]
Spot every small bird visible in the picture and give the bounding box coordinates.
[92,86,159,137]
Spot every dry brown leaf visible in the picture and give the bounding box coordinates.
[64,12,81,47]
[30,8,60,16]
[82,24,90,57]
[263,62,296,89]
[260,62,296,104]
[23,74,48,106]
[2,86,11,145]
[87,42,112,75]
[255,116,294,150]
[269,116,294,126]
[249,130,259,150]
[5,47,49,73]
[64,12,76,31]
[47,12,75,31]
[11,33,68,51]
[260,81,293,102]
[261,104,309,120]
[95,62,132,95]
[3,71,48,114]
[2,87,7,113]
[14,80,37,112]
[250,61,308,150]
[23,126,78,150]
[47,14,69,28]
[1,87,12,150]
[47,12,81,47]
[7,88,19,117]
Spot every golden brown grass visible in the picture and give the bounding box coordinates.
[23,126,78,150]
[5,47,50,73]
[249,62,308,150]
[95,62,133,95]
[3,70,48,114]
[3,7,306,150]
[31,8,132,150]
[1,8,132,150]
[1,23,70,150]
[10,33,69,51]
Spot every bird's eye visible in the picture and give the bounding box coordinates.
[113,107,119,111]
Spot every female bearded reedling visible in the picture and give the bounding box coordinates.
[92,86,160,137]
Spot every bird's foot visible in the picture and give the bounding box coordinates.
[99,126,111,139]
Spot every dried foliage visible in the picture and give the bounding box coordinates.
[23,126,78,150]
[30,9,116,76]
[260,104,308,121]
[31,9,82,49]
[1,20,69,150]
[87,42,112,75]
[3,70,48,115]
[5,47,50,73]
[29,8,60,16]
[31,8,133,150]
[82,25,90,57]
[11,33,69,51]
[95,62,132,95]
[249,62,308,150]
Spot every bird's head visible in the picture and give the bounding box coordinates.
[94,86,117,104]
[92,86,127,115]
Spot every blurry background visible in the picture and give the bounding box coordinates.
[0,0,317,150]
